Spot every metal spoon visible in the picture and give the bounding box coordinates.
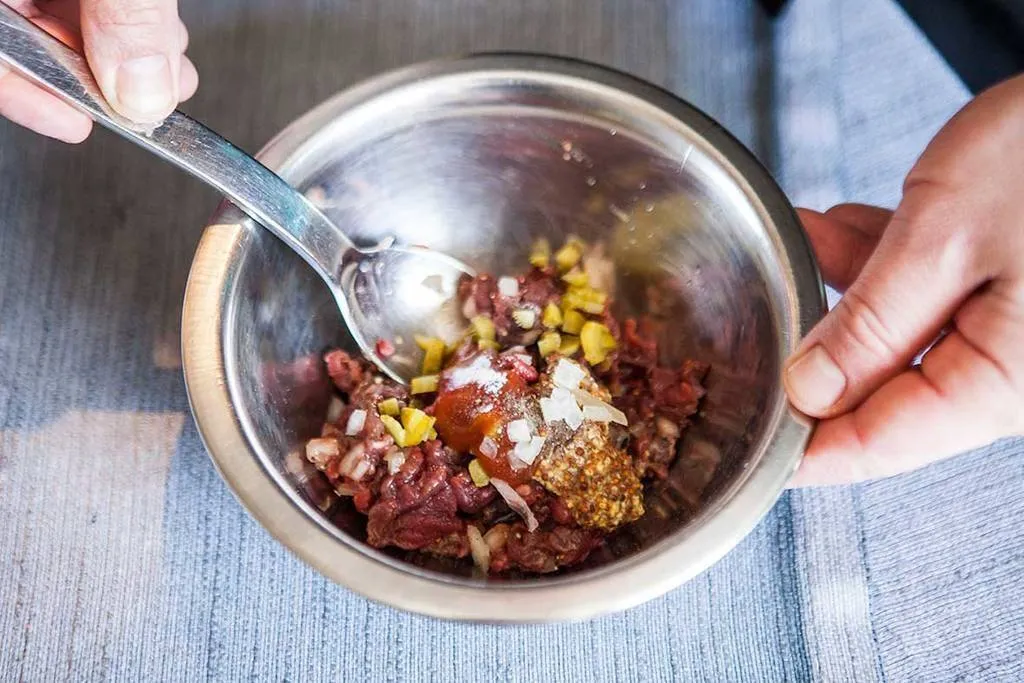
[0,4,473,384]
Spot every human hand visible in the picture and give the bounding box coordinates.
[0,0,197,142]
[786,73,1024,486]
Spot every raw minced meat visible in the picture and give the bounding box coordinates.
[304,237,709,575]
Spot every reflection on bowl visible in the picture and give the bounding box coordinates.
[182,54,824,622]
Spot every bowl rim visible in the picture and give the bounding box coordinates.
[182,52,825,622]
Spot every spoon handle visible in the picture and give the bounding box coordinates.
[0,3,355,281]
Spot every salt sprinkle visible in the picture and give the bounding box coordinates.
[446,355,509,395]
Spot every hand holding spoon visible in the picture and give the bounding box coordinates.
[0,3,473,384]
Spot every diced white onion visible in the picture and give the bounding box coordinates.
[507,452,530,470]
[350,458,371,481]
[467,525,490,574]
[497,276,519,297]
[479,436,499,458]
[541,387,584,430]
[338,443,366,478]
[385,449,406,475]
[513,436,546,466]
[507,419,532,444]
[345,408,367,436]
[571,389,628,426]
[490,478,539,532]
[326,396,345,423]
[552,359,586,390]
[305,438,339,468]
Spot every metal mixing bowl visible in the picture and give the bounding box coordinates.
[182,54,824,622]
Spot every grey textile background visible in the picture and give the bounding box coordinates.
[1,0,1021,680]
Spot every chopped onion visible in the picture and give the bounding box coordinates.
[338,443,366,478]
[540,387,584,430]
[507,419,532,444]
[497,276,520,297]
[479,436,499,458]
[467,525,490,574]
[385,449,406,475]
[491,478,539,532]
[513,435,546,465]
[350,458,371,481]
[552,359,586,390]
[507,452,530,471]
[305,438,339,468]
[326,397,345,423]
[571,388,628,426]
[345,409,367,436]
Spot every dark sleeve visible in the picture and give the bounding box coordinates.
[756,0,1024,94]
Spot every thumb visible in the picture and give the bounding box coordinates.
[80,0,182,123]
[785,190,987,417]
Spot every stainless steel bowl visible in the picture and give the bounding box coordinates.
[182,54,824,622]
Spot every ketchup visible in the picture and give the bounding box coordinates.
[433,349,536,485]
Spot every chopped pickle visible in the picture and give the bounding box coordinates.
[559,335,581,356]
[380,414,406,445]
[470,315,496,342]
[561,309,586,335]
[400,406,417,426]
[538,331,561,357]
[542,302,563,329]
[528,238,551,268]
[477,339,501,351]
[511,308,537,329]
[580,288,608,307]
[410,374,440,394]
[561,267,589,288]
[566,235,587,251]
[415,335,446,375]
[554,242,582,272]
[468,459,490,487]
[377,398,401,416]
[563,289,605,315]
[580,321,618,365]
[401,407,436,446]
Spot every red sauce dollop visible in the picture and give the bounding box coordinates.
[433,349,535,485]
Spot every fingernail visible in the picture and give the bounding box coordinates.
[785,345,847,414]
[115,55,174,122]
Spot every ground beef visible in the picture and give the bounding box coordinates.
[499,523,603,574]
[597,318,709,480]
[366,443,465,551]
[305,244,711,576]
[325,349,366,393]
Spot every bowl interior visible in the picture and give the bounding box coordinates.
[215,63,810,584]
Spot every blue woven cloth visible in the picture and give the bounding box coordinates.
[2,0,1021,680]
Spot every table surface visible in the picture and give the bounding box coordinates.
[1,0,1021,681]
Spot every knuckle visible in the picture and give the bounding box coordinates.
[835,289,901,361]
[90,1,166,30]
